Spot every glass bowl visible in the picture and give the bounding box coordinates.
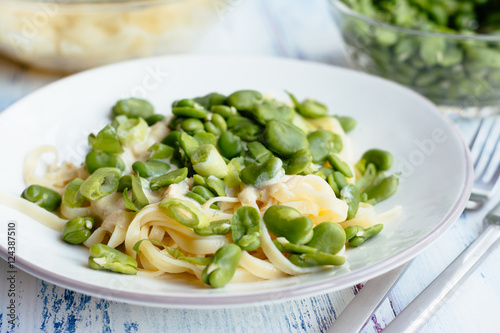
[328,0,500,116]
[0,0,224,73]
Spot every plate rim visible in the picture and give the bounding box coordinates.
[0,54,473,308]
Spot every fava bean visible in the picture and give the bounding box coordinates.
[194,219,231,236]
[21,185,62,211]
[62,216,94,244]
[341,184,361,220]
[85,151,125,174]
[287,92,328,119]
[231,206,261,251]
[181,118,204,133]
[132,160,170,178]
[148,143,174,160]
[327,154,353,178]
[88,243,137,275]
[263,205,314,245]
[226,90,262,111]
[288,252,345,267]
[239,156,282,187]
[285,149,312,175]
[218,131,243,159]
[364,175,398,203]
[308,130,343,163]
[201,244,241,288]
[211,105,237,119]
[206,176,227,196]
[145,114,165,126]
[262,119,308,157]
[346,224,384,247]
[305,222,346,255]
[150,167,188,191]
[193,92,227,109]
[112,98,154,120]
[172,107,209,119]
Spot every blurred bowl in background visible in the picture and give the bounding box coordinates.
[0,0,226,73]
[328,0,500,117]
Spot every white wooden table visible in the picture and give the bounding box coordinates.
[1,1,499,332]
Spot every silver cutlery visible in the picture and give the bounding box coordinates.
[327,118,500,333]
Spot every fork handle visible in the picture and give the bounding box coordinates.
[383,224,500,333]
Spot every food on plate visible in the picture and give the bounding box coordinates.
[19,90,400,288]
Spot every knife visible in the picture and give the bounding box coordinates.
[326,262,411,333]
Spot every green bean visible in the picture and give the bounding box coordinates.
[287,92,328,119]
[150,167,188,191]
[247,141,272,163]
[145,114,165,126]
[288,252,345,267]
[218,131,243,159]
[62,216,94,244]
[201,244,241,288]
[364,175,399,203]
[340,184,361,220]
[161,130,181,148]
[190,144,228,178]
[226,90,262,111]
[206,176,227,196]
[159,197,209,228]
[273,238,317,254]
[112,98,154,120]
[305,222,346,255]
[181,118,204,133]
[334,116,356,133]
[148,143,174,160]
[85,151,125,174]
[62,178,86,208]
[262,119,309,157]
[117,117,148,145]
[132,160,170,178]
[88,243,137,275]
[193,92,227,109]
[211,105,237,119]
[225,157,245,188]
[231,206,261,251]
[21,185,62,211]
[327,154,353,178]
[91,124,124,154]
[307,130,343,163]
[263,205,314,245]
[194,219,231,236]
[346,224,384,247]
[80,167,121,201]
[285,149,313,175]
[172,106,209,119]
[252,100,295,125]
[239,156,283,187]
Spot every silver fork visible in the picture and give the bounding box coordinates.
[327,119,500,332]
[467,118,500,210]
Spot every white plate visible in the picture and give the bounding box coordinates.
[0,55,472,308]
